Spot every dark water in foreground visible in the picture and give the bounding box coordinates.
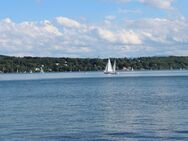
[0,71,188,141]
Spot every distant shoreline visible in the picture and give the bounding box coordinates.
[0,55,188,73]
[0,69,188,74]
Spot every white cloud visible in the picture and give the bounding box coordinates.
[97,28,116,42]
[115,0,174,10]
[139,0,174,10]
[97,28,142,45]
[0,18,90,57]
[56,17,81,28]
[105,15,116,21]
[0,16,188,57]
[118,8,142,14]
[43,20,62,36]
[118,30,142,44]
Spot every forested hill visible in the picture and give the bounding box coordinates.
[0,55,188,73]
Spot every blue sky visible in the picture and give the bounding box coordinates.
[0,0,188,57]
[1,0,188,22]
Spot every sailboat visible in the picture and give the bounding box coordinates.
[104,58,117,74]
[40,67,44,73]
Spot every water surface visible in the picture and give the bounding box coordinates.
[0,71,188,140]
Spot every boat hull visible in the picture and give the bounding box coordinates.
[104,71,117,74]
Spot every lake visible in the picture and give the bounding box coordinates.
[0,71,188,141]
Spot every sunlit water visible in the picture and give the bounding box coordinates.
[0,71,188,141]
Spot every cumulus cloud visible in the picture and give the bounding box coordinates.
[0,17,91,57]
[43,20,62,36]
[0,16,188,57]
[56,17,81,28]
[97,28,142,45]
[97,28,116,42]
[124,18,188,44]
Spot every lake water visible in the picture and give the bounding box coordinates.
[0,71,188,141]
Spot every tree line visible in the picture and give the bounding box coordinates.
[0,55,188,73]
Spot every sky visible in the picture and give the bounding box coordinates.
[0,0,188,58]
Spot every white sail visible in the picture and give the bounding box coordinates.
[113,60,116,73]
[104,58,116,74]
[40,67,44,73]
[104,64,108,72]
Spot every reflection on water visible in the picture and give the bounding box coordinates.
[0,71,188,140]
